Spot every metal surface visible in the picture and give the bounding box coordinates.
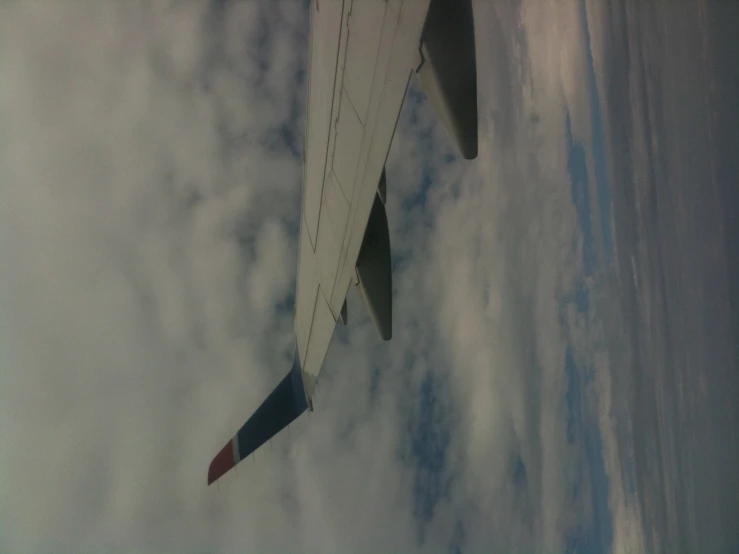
[208,0,478,485]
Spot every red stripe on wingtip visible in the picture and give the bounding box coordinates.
[208,440,235,485]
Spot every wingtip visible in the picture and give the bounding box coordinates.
[208,440,235,486]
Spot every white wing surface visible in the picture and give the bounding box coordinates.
[208,0,478,486]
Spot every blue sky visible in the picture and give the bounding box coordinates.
[559,3,622,553]
[560,31,611,554]
[1,1,643,552]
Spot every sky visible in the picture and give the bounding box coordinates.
[1,1,641,552]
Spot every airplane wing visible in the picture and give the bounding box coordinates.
[208,0,477,486]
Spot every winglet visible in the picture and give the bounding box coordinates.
[208,440,236,485]
[207,349,310,486]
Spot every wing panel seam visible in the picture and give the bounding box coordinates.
[306,0,347,251]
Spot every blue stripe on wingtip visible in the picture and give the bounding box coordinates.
[235,350,308,460]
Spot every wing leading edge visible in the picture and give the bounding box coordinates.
[207,0,477,485]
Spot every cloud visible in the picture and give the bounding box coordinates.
[1,1,308,551]
[2,0,613,552]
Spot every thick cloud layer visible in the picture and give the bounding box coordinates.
[1,1,630,552]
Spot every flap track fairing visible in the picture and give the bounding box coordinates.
[356,194,392,341]
[418,0,478,159]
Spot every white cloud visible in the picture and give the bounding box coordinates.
[1,0,611,552]
[1,2,306,551]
